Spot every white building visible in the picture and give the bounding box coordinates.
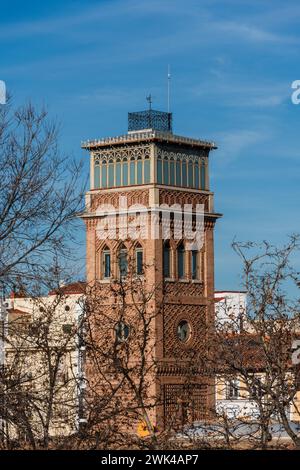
[0,282,86,441]
[214,290,247,332]
[214,291,259,419]
[214,290,300,426]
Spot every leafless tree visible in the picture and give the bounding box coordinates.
[0,98,85,293]
[233,236,300,447]
[0,95,86,448]
[80,255,163,450]
[0,284,86,449]
[201,236,300,449]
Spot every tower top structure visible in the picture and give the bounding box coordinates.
[81,108,216,150]
[128,109,172,133]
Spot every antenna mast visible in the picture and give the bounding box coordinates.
[167,65,171,113]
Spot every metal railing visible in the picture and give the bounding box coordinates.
[81,130,216,150]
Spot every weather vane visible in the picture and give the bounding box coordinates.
[146,94,153,110]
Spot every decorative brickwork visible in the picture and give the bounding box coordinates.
[159,189,209,211]
[91,189,149,211]
[164,280,204,298]
[156,148,207,161]
[163,304,206,358]
[93,144,151,162]
[163,383,208,428]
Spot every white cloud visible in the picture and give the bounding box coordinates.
[214,129,268,165]
[190,77,289,110]
[211,21,295,44]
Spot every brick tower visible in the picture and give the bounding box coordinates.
[81,109,221,432]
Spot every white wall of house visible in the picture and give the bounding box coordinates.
[216,399,259,420]
[3,288,86,437]
[215,291,247,332]
[214,291,300,424]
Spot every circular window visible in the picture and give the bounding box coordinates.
[115,322,130,342]
[177,320,191,343]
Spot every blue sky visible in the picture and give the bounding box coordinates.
[1,0,300,289]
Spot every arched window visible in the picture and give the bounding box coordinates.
[157,158,163,184]
[102,247,111,279]
[191,250,198,280]
[135,244,143,275]
[108,159,114,187]
[118,245,128,278]
[116,159,121,186]
[177,242,185,279]
[170,158,175,186]
[182,160,187,187]
[101,161,107,188]
[201,160,206,189]
[163,241,171,278]
[130,158,136,185]
[163,158,169,184]
[144,156,150,183]
[194,161,199,189]
[188,160,193,187]
[122,158,128,186]
[137,156,143,185]
[176,160,181,186]
[94,160,100,188]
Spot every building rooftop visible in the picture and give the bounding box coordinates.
[81,129,216,151]
[48,281,86,296]
[215,290,247,294]
[82,107,217,151]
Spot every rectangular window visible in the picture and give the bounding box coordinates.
[201,163,206,189]
[170,160,175,186]
[226,379,239,399]
[250,380,263,399]
[103,252,111,278]
[163,245,170,278]
[137,160,143,185]
[94,165,100,188]
[182,161,187,187]
[130,161,136,185]
[176,160,181,186]
[191,251,198,279]
[108,164,114,187]
[101,164,107,188]
[136,249,143,275]
[157,159,162,184]
[178,249,185,279]
[188,162,193,187]
[119,251,128,278]
[194,163,199,189]
[116,163,121,186]
[144,159,150,183]
[123,162,128,186]
[163,160,169,185]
